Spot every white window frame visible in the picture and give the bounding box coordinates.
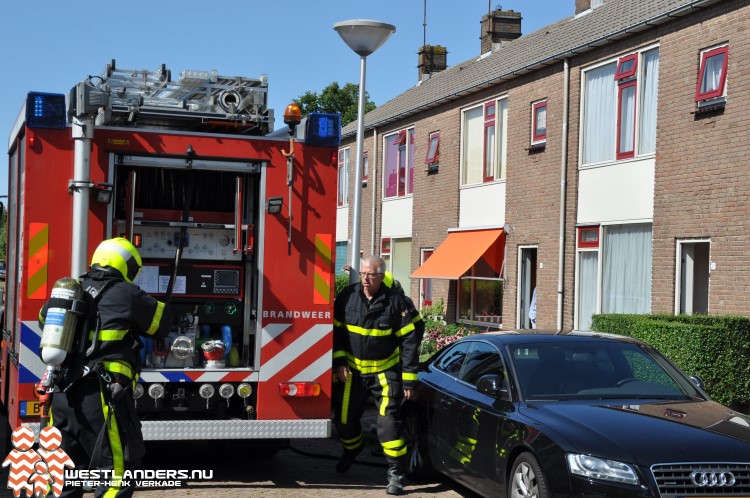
[382,128,415,199]
[574,227,600,330]
[362,152,369,187]
[695,44,729,104]
[580,44,659,168]
[460,96,508,187]
[531,99,547,146]
[337,147,350,207]
[574,223,653,327]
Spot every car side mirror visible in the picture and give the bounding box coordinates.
[476,374,510,401]
[690,375,705,391]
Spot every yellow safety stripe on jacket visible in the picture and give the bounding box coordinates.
[333,318,344,328]
[100,391,125,497]
[346,348,400,374]
[402,372,418,382]
[344,323,394,337]
[382,438,407,458]
[378,373,389,416]
[102,360,134,381]
[394,322,415,338]
[88,329,130,341]
[146,301,166,335]
[332,350,347,360]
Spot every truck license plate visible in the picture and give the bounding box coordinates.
[19,400,41,417]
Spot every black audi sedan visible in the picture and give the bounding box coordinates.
[403,330,750,497]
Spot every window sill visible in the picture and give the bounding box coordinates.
[526,142,546,153]
[693,98,726,115]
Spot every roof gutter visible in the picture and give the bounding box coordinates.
[342,0,722,138]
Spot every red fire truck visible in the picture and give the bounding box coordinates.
[2,60,340,445]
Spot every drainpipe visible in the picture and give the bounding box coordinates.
[371,127,378,255]
[557,58,570,332]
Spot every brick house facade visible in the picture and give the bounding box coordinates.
[337,0,746,331]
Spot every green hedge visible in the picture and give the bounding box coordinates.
[591,313,750,408]
[335,275,350,297]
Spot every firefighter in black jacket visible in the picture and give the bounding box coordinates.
[332,256,422,496]
[39,237,172,498]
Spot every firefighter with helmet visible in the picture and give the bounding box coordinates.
[332,256,422,495]
[38,237,172,498]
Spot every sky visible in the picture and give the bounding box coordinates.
[0,1,574,197]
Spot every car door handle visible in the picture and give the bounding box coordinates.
[440,398,453,409]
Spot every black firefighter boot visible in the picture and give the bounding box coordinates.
[386,461,405,495]
[336,444,363,473]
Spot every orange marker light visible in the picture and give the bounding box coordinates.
[283,103,301,128]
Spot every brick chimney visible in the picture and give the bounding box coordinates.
[480,8,522,54]
[418,45,448,82]
[576,0,604,15]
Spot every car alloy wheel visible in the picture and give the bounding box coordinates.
[509,452,549,498]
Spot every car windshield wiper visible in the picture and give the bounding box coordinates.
[589,394,686,401]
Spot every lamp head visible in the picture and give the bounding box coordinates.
[333,19,396,57]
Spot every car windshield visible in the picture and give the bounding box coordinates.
[509,340,703,401]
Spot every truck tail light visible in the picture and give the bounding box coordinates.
[278,382,321,397]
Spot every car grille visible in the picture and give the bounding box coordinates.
[652,463,750,496]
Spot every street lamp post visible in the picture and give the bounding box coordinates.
[334,19,396,284]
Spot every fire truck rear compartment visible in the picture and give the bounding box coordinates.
[113,163,260,382]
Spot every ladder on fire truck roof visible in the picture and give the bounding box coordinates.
[91,60,273,135]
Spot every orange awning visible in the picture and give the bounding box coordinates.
[410,228,505,279]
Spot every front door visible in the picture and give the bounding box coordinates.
[518,248,537,329]
[677,240,709,314]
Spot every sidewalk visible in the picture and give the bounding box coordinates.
[0,406,471,498]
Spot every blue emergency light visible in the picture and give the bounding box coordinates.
[304,113,341,147]
[26,92,67,129]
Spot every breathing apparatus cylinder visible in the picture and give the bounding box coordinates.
[40,277,84,366]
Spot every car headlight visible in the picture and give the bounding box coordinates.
[566,454,639,485]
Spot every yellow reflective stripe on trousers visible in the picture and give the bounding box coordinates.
[100,392,125,497]
[146,301,166,335]
[341,374,352,424]
[88,329,130,341]
[378,373,389,416]
[341,433,363,451]
[345,324,393,337]
[382,438,407,457]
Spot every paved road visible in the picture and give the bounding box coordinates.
[131,437,474,498]
[0,408,479,498]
